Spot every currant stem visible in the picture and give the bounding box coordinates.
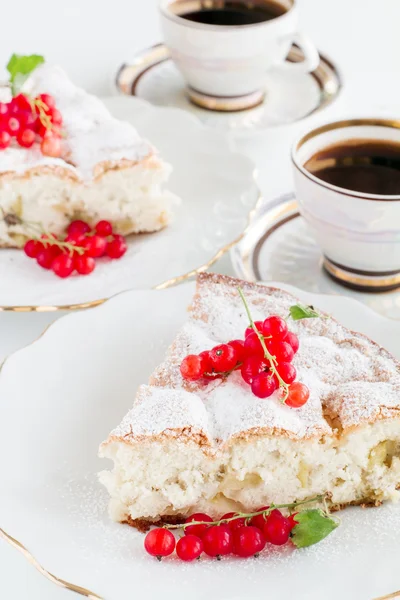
[30,97,53,131]
[37,236,86,255]
[0,209,86,256]
[237,287,290,401]
[204,362,243,379]
[163,494,325,531]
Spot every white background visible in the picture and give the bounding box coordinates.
[1,0,400,598]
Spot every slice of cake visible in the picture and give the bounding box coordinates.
[99,273,400,528]
[0,62,178,248]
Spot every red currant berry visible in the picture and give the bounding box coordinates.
[8,100,19,115]
[0,131,11,149]
[221,512,246,532]
[184,513,213,538]
[83,234,107,258]
[6,116,21,136]
[23,239,42,258]
[106,234,127,259]
[276,362,297,384]
[245,320,263,338]
[51,253,74,278]
[209,343,237,372]
[176,534,203,561]
[37,93,56,111]
[250,507,269,530]
[263,509,291,545]
[288,512,299,531]
[233,526,266,557]
[12,94,31,112]
[285,382,310,408]
[244,331,264,358]
[228,340,245,365]
[65,231,86,244]
[0,102,9,117]
[267,340,294,363]
[202,525,233,558]
[241,356,269,384]
[41,134,62,157]
[199,350,213,375]
[251,372,278,398]
[19,110,37,129]
[180,355,205,381]
[33,119,42,134]
[262,316,288,340]
[17,128,35,148]
[36,123,49,138]
[74,254,96,275]
[49,107,63,125]
[144,528,175,560]
[286,331,299,354]
[36,246,60,269]
[67,220,91,236]
[95,219,113,236]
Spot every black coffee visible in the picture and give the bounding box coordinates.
[172,1,286,26]
[304,140,400,195]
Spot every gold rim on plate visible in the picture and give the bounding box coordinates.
[0,528,103,599]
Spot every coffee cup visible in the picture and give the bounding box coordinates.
[292,118,400,292]
[159,0,319,111]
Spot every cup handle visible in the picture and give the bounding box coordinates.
[280,32,320,73]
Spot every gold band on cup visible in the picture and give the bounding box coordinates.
[323,257,400,292]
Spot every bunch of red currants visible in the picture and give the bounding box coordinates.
[0,92,63,157]
[180,314,310,408]
[144,508,298,562]
[23,219,127,278]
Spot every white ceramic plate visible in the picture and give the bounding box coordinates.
[231,193,400,320]
[1,281,400,600]
[0,97,258,310]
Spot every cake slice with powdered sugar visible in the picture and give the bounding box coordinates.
[99,273,400,529]
[0,63,179,248]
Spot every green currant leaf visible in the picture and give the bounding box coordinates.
[289,303,321,321]
[6,54,45,96]
[291,509,338,548]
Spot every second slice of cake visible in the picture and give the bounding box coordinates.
[0,62,179,248]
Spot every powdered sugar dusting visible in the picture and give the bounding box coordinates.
[110,385,212,440]
[103,274,400,449]
[0,64,152,180]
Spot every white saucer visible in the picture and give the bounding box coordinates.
[116,44,342,132]
[1,282,400,600]
[231,193,400,320]
[0,97,259,311]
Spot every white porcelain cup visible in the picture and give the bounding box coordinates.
[292,118,400,291]
[159,0,319,105]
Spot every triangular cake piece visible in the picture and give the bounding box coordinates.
[0,63,178,248]
[99,273,400,528]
